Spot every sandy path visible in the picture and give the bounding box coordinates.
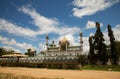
[0,67,120,79]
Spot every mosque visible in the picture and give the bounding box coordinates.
[44,32,83,56]
[0,33,84,69]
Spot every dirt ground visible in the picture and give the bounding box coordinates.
[0,67,120,79]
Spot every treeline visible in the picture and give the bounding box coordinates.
[0,48,15,56]
[88,22,120,65]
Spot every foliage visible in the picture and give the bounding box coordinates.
[88,22,108,65]
[94,22,107,65]
[77,54,87,66]
[115,41,120,57]
[81,65,120,71]
[88,36,96,64]
[107,25,119,65]
[25,48,36,57]
[0,47,15,56]
[0,47,6,56]
[88,23,120,65]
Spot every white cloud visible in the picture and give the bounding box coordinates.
[0,35,36,52]
[0,5,80,39]
[3,46,21,53]
[72,0,119,18]
[89,33,94,37]
[0,35,8,42]
[18,5,59,34]
[0,35,16,45]
[18,5,80,35]
[0,19,37,38]
[103,24,120,45]
[85,20,103,29]
[59,26,80,35]
[3,39,16,45]
[86,20,96,29]
[112,24,120,41]
[0,5,81,39]
[16,42,35,50]
[39,43,46,51]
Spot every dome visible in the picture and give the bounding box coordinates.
[60,37,70,46]
[59,37,70,51]
[30,48,36,52]
[61,37,68,43]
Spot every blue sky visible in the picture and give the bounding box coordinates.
[0,0,120,53]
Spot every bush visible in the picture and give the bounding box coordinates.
[77,55,87,66]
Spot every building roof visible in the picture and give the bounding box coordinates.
[61,36,69,44]
[61,37,68,43]
[1,54,28,57]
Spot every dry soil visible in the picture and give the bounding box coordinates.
[0,67,120,79]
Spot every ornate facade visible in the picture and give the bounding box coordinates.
[0,33,84,69]
[45,33,83,56]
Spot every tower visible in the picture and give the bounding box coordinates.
[80,32,83,50]
[46,34,49,51]
[96,22,100,29]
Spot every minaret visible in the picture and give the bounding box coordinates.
[46,34,49,55]
[59,41,61,55]
[52,40,55,47]
[80,32,83,51]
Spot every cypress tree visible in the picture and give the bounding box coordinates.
[94,22,107,65]
[88,36,95,64]
[107,24,118,65]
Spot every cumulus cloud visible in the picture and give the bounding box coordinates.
[0,35,36,52]
[0,35,16,45]
[103,24,120,45]
[86,20,103,29]
[16,42,35,50]
[86,20,96,29]
[85,20,103,29]
[39,43,46,51]
[89,33,94,37]
[0,5,80,38]
[18,5,80,35]
[113,24,120,41]
[3,46,21,53]
[18,5,59,34]
[72,0,119,18]
[0,19,37,38]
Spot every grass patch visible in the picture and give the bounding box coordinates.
[81,65,120,71]
[0,73,64,79]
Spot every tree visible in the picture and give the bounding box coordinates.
[77,54,87,66]
[108,25,118,64]
[115,41,120,57]
[0,47,6,56]
[94,22,107,65]
[25,48,36,57]
[88,36,95,64]
[7,49,15,54]
[0,47,15,56]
